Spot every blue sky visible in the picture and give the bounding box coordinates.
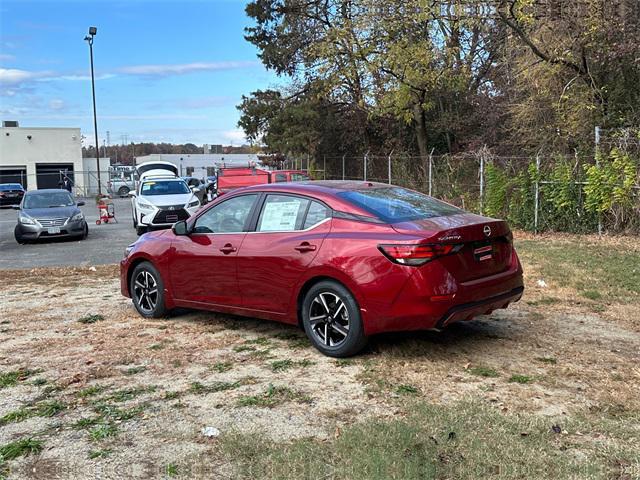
[0,0,281,146]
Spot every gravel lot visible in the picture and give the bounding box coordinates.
[0,198,137,269]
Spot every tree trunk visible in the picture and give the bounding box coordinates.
[413,103,429,161]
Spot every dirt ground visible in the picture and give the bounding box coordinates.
[1,235,639,479]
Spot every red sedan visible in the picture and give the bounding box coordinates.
[120,181,524,357]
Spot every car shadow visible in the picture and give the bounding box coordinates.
[162,307,525,357]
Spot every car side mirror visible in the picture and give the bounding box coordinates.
[172,220,189,236]
[77,201,85,206]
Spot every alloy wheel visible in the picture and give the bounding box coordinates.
[308,292,350,347]
[133,270,159,314]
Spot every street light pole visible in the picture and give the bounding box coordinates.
[84,27,101,195]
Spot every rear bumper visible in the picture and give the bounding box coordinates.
[436,286,524,329]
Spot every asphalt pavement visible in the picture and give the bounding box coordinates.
[0,197,139,269]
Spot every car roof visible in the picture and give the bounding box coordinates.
[142,176,184,181]
[25,188,72,194]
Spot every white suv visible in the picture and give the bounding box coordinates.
[131,176,200,235]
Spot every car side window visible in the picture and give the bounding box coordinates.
[274,173,287,183]
[304,201,331,229]
[257,195,309,232]
[193,194,257,234]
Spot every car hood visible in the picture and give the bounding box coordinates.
[22,206,80,219]
[140,193,195,206]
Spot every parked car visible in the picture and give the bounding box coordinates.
[181,176,208,205]
[130,177,201,236]
[121,181,524,357]
[0,183,25,206]
[108,177,135,197]
[14,189,88,244]
[216,167,309,195]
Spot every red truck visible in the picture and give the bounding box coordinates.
[216,167,310,195]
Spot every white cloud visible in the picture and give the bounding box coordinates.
[0,68,52,86]
[117,61,258,76]
[222,129,247,145]
[49,99,65,111]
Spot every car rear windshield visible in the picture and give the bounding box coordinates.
[338,187,463,222]
[141,180,189,196]
[24,191,74,209]
[0,184,23,191]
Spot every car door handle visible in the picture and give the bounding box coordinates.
[219,244,237,254]
[294,242,317,252]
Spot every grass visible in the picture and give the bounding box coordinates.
[77,385,106,398]
[166,463,179,476]
[124,366,146,376]
[509,374,533,384]
[0,369,38,389]
[89,423,118,441]
[0,438,43,461]
[273,332,310,349]
[88,448,112,459]
[526,296,560,306]
[237,384,311,408]
[233,345,256,353]
[219,400,638,479]
[396,384,420,395]
[269,358,316,372]
[148,343,165,351]
[535,357,557,364]
[515,239,640,302]
[212,362,233,373]
[468,366,499,378]
[245,337,271,346]
[78,314,105,324]
[105,386,156,402]
[0,400,65,426]
[189,381,240,395]
[334,359,354,368]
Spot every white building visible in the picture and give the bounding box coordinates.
[135,153,260,178]
[0,122,85,192]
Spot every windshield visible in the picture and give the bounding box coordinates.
[140,180,190,196]
[338,187,463,223]
[24,191,75,209]
[0,184,23,191]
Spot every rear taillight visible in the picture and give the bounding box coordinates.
[378,243,463,266]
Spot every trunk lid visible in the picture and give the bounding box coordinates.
[391,213,513,282]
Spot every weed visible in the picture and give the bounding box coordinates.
[535,357,557,364]
[164,391,181,400]
[0,438,43,461]
[0,408,31,426]
[77,385,106,398]
[468,366,499,378]
[270,360,294,372]
[124,366,146,376]
[166,463,179,476]
[396,384,420,395]
[172,360,183,368]
[274,332,309,349]
[237,384,311,408]
[509,374,533,384]
[32,378,47,386]
[89,423,118,441]
[88,448,112,459]
[149,343,165,351]
[0,400,65,426]
[582,290,602,300]
[246,337,271,346]
[94,403,145,421]
[189,381,239,394]
[526,297,559,306]
[0,369,38,389]
[73,417,102,429]
[249,349,272,359]
[334,359,353,368]
[212,362,233,373]
[34,400,65,417]
[233,345,256,353]
[78,314,104,324]
[106,386,156,402]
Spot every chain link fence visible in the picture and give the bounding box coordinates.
[285,149,640,234]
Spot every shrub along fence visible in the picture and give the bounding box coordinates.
[285,148,640,234]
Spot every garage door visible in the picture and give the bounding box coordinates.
[36,163,74,190]
[0,167,27,188]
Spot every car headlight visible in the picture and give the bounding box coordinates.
[19,213,36,225]
[138,200,155,211]
[70,212,84,222]
[187,200,199,208]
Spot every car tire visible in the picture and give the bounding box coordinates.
[117,186,130,197]
[301,280,367,357]
[130,261,167,318]
[14,226,27,245]
[81,222,89,240]
[136,225,147,236]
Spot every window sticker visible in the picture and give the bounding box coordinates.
[259,200,301,231]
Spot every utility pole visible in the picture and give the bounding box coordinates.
[595,126,602,235]
[84,26,101,194]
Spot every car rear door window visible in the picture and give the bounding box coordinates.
[338,187,462,222]
[193,194,257,233]
[257,195,309,232]
[303,201,330,229]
